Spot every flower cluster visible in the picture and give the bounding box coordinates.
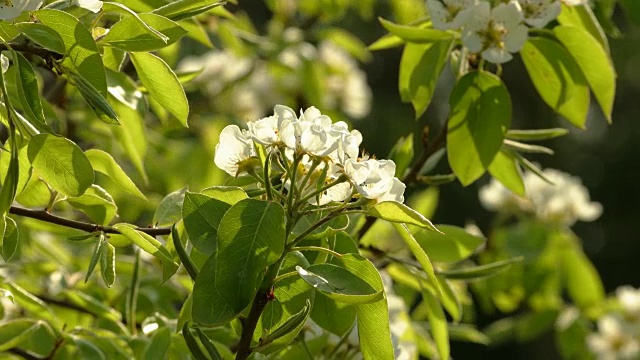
[425,0,574,63]
[479,168,602,226]
[587,286,640,360]
[213,105,405,204]
[178,32,371,120]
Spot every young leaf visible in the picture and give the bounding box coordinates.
[488,149,525,196]
[11,51,49,133]
[182,322,208,360]
[66,185,118,225]
[70,72,120,125]
[35,9,108,98]
[554,25,616,123]
[557,3,609,54]
[85,149,146,200]
[172,223,199,281]
[414,224,485,263]
[505,128,568,141]
[379,18,454,42]
[153,187,186,226]
[192,199,285,325]
[436,276,462,322]
[259,299,311,346]
[85,233,105,283]
[503,139,554,155]
[296,265,382,304]
[1,217,18,261]
[447,71,511,185]
[437,257,523,280]
[423,290,449,360]
[113,224,178,281]
[393,224,441,297]
[27,134,95,197]
[152,0,226,21]
[130,52,189,127]
[100,241,116,287]
[399,40,453,118]
[520,37,589,129]
[0,140,19,216]
[367,201,439,232]
[99,13,187,52]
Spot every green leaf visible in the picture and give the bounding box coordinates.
[310,293,356,336]
[447,71,511,185]
[66,185,118,225]
[182,192,233,256]
[414,224,485,263]
[0,141,19,216]
[70,72,120,125]
[436,276,462,322]
[554,25,616,123]
[152,0,226,21]
[620,0,640,24]
[369,33,404,51]
[503,139,553,155]
[367,201,439,232]
[0,319,41,352]
[35,9,108,98]
[101,2,169,42]
[2,282,59,327]
[172,223,199,281]
[100,241,116,287]
[388,133,413,178]
[399,40,452,118]
[85,234,105,282]
[62,290,121,322]
[143,327,171,360]
[28,134,94,197]
[153,187,185,226]
[192,199,285,325]
[521,37,589,129]
[182,322,208,360]
[393,224,441,297]
[1,217,18,261]
[447,324,490,345]
[130,52,189,127]
[194,327,223,360]
[99,13,187,52]
[505,128,568,141]
[561,245,604,309]
[488,149,525,196]
[114,224,178,281]
[259,299,311,347]
[296,264,382,304]
[15,23,66,54]
[85,149,146,200]
[0,22,20,42]
[11,50,49,133]
[106,69,143,110]
[558,4,609,54]
[379,18,453,42]
[110,98,147,180]
[344,254,393,360]
[423,289,449,360]
[437,257,523,280]
[200,186,248,204]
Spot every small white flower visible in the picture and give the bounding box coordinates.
[247,115,280,145]
[426,0,479,30]
[617,286,640,321]
[587,315,640,360]
[76,0,102,12]
[0,0,42,21]
[345,159,406,203]
[518,0,562,28]
[462,1,529,64]
[1,54,8,74]
[213,125,256,177]
[280,106,337,156]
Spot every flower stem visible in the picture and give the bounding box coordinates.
[295,174,348,208]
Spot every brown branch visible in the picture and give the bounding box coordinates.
[9,205,172,236]
[8,347,43,360]
[0,43,63,61]
[357,124,448,239]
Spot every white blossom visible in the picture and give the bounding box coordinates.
[213,125,256,177]
[76,0,102,12]
[587,315,640,360]
[280,106,338,156]
[617,286,640,321]
[345,159,406,203]
[426,0,479,30]
[1,54,8,74]
[479,168,602,226]
[518,0,562,28]
[462,1,529,64]
[0,0,42,21]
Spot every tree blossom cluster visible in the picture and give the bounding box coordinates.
[586,286,640,360]
[479,168,602,226]
[178,32,372,121]
[0,0,102,20]
[214,105,406,204]
[425,0,582,63]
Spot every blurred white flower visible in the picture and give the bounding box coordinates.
[479,168,602,226]
[518,0,562,28]
[587,315,640,360]
[178,51,253,97]
[462,1,529,63]
[617,286,640,321]
[426,0,479,30]
[0,0,42,21]
[213,125,256,176]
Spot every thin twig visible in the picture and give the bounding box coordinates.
[9,205,172,236]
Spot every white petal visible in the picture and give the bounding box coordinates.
[462,31,484,52]
[482,47,513,64]
[426,0,453,30]
[213,125,254,176]
[76,0,102,12]
[492,1,524,28]
[378,178,406,203]
[464,2,491,31]
[504,24,529,52]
